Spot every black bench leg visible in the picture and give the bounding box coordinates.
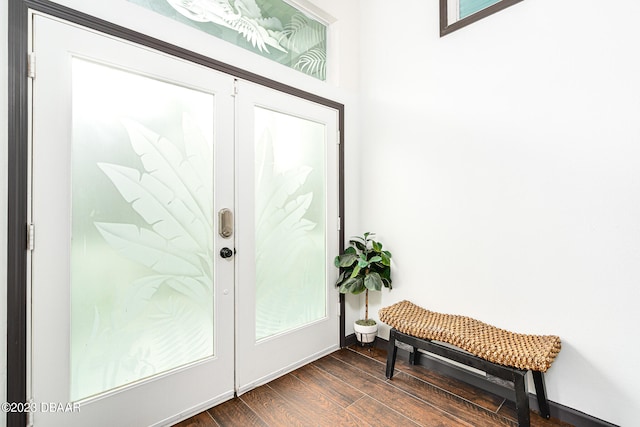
[532,371,551,419]
[409,346,421,365]
[514,371,531,427]
[385,328,398,379]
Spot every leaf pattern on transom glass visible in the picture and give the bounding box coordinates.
[128,0,327,79]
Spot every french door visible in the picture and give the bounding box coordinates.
[235,81,340,393]
[29,12,339,427]
[30,14,236,427]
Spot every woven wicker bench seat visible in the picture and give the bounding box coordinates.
[379,300,561,427]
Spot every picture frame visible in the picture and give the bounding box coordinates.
[440,0,524,37]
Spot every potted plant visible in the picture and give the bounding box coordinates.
[335,232,392,344]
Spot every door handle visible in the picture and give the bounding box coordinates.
[218,208,233,238]
[220,247,234,259]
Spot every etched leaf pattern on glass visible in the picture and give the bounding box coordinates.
[254,108,326,340]
[129,0,327,80]
[71,114,214,399]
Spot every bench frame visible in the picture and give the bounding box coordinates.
[385,328,551,427]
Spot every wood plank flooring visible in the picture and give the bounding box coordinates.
[173,346,572,427]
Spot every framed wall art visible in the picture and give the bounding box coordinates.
[440,0,524,36]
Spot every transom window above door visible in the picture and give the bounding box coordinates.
[128,0,329,80]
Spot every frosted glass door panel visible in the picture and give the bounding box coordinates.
[236,80,338,394]
[32,15,234,427]
[254,107,327,341]
[71,58,215,400]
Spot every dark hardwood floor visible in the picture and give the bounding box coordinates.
[173,346,572,427]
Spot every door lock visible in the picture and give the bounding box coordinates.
[218,208,233,238]
[220,247,234,259]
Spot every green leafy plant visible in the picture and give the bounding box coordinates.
[335,232,392,324]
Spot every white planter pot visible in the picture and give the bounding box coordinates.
[354,321,378,344]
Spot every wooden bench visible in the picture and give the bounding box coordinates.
[379,300,561,427]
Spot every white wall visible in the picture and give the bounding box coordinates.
[356,0,640,425]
